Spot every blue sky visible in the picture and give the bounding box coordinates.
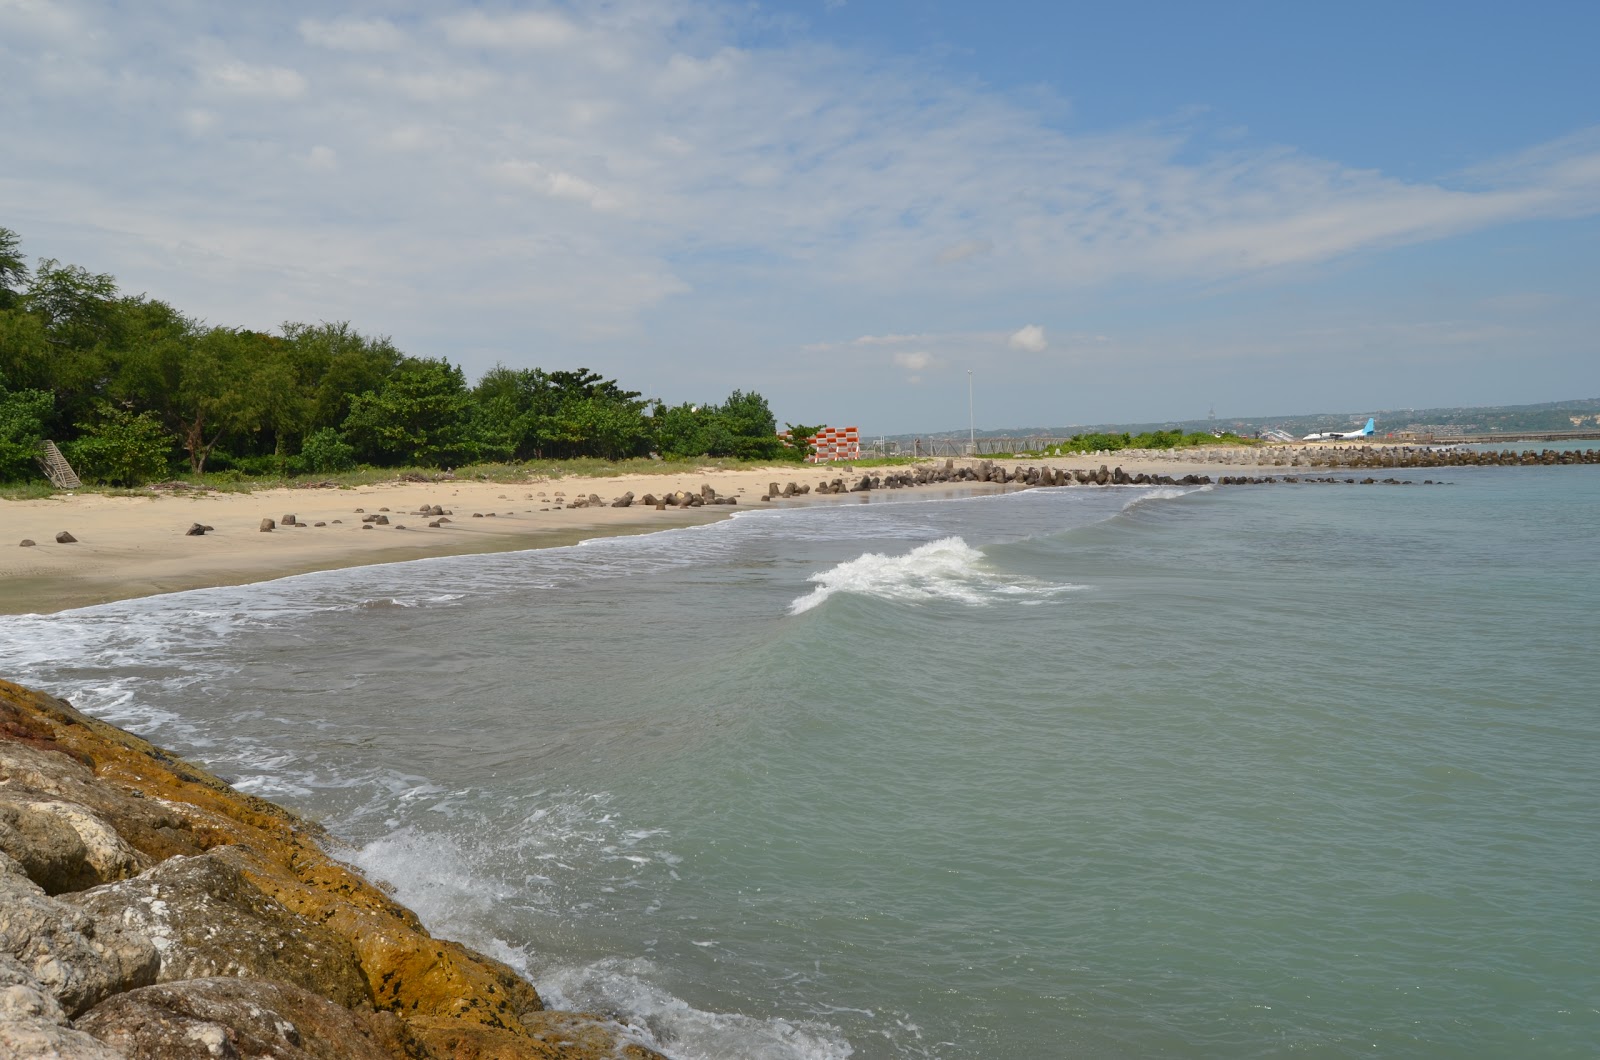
[2,0,1596,433]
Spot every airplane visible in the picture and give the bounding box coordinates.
[1302,417,1375,442]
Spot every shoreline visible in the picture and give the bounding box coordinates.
[2,464,1024,616]
[5,445,1592,616]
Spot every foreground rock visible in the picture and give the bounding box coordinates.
[75,978,394,1060]
[0,678,665,1059]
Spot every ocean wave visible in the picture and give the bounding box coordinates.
[538,957,855,1060]
[789,536,1075,615]
[1120,484,1210,509]
[348,812,857,1060]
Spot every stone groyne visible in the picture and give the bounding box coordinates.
[1098,446,1600,471]
[0,678,664,1060]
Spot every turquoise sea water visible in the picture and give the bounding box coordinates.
[3,467,1597,1058]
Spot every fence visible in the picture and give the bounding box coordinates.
[866,436,1080,459]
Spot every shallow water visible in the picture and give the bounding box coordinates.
[4,467,1597,1058]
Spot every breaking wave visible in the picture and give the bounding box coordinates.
[789,536,1075,615]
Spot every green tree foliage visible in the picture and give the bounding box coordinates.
[0,384,52,480]
[110,309,281,475]
[470,366,651,460]
[0,227,28,310]
[0,305,52,394]
[299,427,356,473]
[280,321,402,437]
[651,391,791,460]
[343,357,475,467]
[782,423,825,463]
[64,404,172,486]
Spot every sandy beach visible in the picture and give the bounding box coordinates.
[0,447,1360,615]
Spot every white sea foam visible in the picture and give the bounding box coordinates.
[1120,484,1210,509]
[789,536,1073,615]
[348,815,856,1060]
[539,957,856,1060]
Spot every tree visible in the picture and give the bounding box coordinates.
[0,384,52,481]
[713,389,784,459]
[280,321,403,435]
[649,401,713,459]
[25,258,118,348]
[0,227,28,310]
[782,423,824,463]
[111,311,269,475]
[299,427,356,473]
[649,390,789,460]
[343,357,474,466]
[469,364,543,461]
[0,306,52,394]
[11,259,120,433]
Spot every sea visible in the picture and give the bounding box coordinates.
[2,458,1596,1059]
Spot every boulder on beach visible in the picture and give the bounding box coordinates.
[55,532,77,544]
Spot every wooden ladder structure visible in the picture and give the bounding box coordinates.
[36,440,82,490]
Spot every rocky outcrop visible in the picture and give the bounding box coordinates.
[0,678,665,1059]
[74,977,395,1060]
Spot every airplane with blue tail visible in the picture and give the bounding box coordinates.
[1302,417,1376,442]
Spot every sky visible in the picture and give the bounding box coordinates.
[3,0,1597,434]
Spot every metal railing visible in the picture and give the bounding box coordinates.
[36,440,82,489]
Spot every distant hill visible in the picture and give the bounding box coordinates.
[888,397,1600,443]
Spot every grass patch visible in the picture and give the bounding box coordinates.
[0,481,66,500]
[2,456,823,497]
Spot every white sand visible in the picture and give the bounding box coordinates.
[0,448,1320,614]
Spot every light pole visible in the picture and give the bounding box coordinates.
[967,370,975,456]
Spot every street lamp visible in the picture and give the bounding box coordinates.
[967,369,975,456]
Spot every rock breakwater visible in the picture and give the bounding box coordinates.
[0,678,664,1060]
[1102,445,1600,470]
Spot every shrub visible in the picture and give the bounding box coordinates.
[300,428,357,473]
[64,405,172,485]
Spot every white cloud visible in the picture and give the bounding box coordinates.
[935,238,992,265]
[370,68,495,102]
[853,333,929,346]
[378,124,436,152]
[892,350,931,371]
[441,10,578,50]
[490,161,625,213]
[299,17,407,51]
[202,60,307,99]
[304,145,338,172]
[1009,325,1047,352]
[181,108,217,135]
[0,0,82,39]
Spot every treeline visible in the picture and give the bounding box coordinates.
[1052,429,1242,453]
[0,227,804,485]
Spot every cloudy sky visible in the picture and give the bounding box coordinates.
[4,0,1597,433]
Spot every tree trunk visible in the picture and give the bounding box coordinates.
[184,413,222,475]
